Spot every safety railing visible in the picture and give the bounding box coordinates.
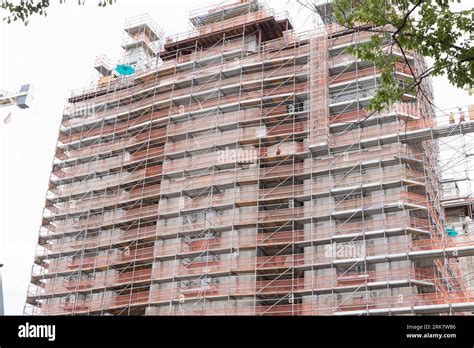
[330,102,420,125]
[47,145,425,202]
[165,10,286,45]
[59,81,308,146]
[39,214,430,257]
[35,273,474,314]
[38,266,433,299]
[34,210,446,278]
[39,288,474,315]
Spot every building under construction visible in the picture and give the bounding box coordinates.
[25,0,474,315]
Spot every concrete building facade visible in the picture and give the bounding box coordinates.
[24,0,474,315]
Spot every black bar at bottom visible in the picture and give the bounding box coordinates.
[0,316,473,346]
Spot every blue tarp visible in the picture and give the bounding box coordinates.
[116,65,135,76]
[446,228,458,237]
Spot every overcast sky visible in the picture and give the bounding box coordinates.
[0,0,472,315]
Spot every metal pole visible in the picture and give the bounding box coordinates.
[0,264,4,315]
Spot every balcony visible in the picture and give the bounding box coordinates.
[40,225,157,256]
[46,184,161,220]
[59,80,308,147]
[37,287,474,315]
[327,118,435,151]
[49,164,162,200]
[40,214,430,261]
[50,204,160,234]
[52,147,163,183]
[64,44,308,125]
[61,63,307,137]
[45,246,155,275]
[329,62,412,87]
[163,9,292,53]
[42,268,153,296]
[329,102,420,128]
[33,217,449,280]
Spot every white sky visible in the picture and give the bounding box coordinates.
[0,0,472,315]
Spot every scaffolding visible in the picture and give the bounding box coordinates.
[24,0,474,316]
